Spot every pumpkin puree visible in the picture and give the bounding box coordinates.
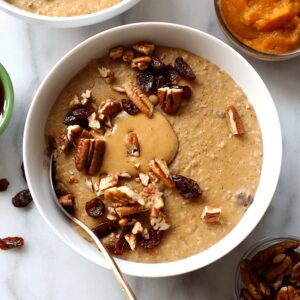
[221,0,300,53]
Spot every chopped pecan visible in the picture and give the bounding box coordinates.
[75,139,105,176]
[132,221,144,235]
[111,86,126,93]
[57,128,69,152]
[124,233,136,251]
[115,204,147,217]
[140,182,164,209]
[139,173,149,186]
[131,56,152,70]
[118,218,130,226]
[118,172,132,179]
[87,112,102,132]
[122,50,135,62]
[109,46,124,59]
[149,158,174,188]
[104,186,145,205]
[149,208,170,231]
[107,207,118,221]
[66,125,83,143]
[276,286,295,300]
[157,86,183,114]
[99,175,119,191]
[132,42,155,56]
[81,90,93,106]
[98,100,122,117]
[125,132,140,157]
[69,95,81,109]
[226,105,245,135]
[123,82,153,118]
[58,194,74,207]
[99,67,114,84]
[235,190,253,207]
[201,206,221,223]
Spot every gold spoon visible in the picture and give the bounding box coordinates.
[50,152,137,300]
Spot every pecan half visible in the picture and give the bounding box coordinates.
[226,105,245,135]
[104,186,145,205]
[276,286,295,300]
[75,139,105,176]
[157,86,183,114]
[264,256,292,285]
[99,67,114,84]
[201,206,221,223]
[109,46,124,59]
[149,158,174,188]
[123,82,153,118]
[58,194,74,207]
[132,42,155,56]
[290,262,300,286]
[125,132,140,157]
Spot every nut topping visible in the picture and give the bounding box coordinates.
[75,139,105,176]
[132,42,155,56]
[104,186,145,205]
[99,174,119,191]
[124,233,136,251]
[149,208,170,231]
[123,82,153,118]
[57,128,69,153]
[157,87,183,115]
[115,204,147,217]
[140,183,164,209]
[125,132,140,157]
[99,67,114,84]
[58,194,74,207]
[149,158,174,188]
[66,125,83,143]
[98,100,122,117]
[201,206,221,223]
[131,56,152,71]
[109,46,124,59]
[139,173,150,186]
[276,286,295,300]
[122,50,135,63]
[226,105,245,135]
[132,221,144,235]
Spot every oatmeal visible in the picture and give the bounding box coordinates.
[6,0,120,17]
[45,43,262,263]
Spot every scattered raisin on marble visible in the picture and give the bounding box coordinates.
[63,107,93,128]
[174,57,196,81]
[172,175,202,199]
[85,197,105,218]
[0,237,24,250]
[121,99,140,115]
[93,221,120,239]
[12,189,33,207]
[137,228,164,250]
[0,178,9,192]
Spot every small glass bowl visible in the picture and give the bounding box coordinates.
[0,64,14,135]
[214,0,300,61]
[234,235,300,300]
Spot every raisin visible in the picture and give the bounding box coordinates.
[93,221,119,239]
[121,99,140,115]
[113,227,131,255]
[21,163,27,183]
[172,174,202,199]
[165,64,180,85]
[137,228,164,250]
[85,197,105,218]
[12,189,33,207]
[0,237,24,250]
[154,74,172,91]
[0,178,9,192]
[171,85,192,99]
[174,57,196,81]
[150,57,165,73]
[63,107,93,128]
[136,69,155,92]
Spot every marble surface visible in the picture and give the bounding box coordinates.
[0,0,300,299]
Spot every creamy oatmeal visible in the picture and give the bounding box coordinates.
[45,42,262,263]
[6,0,120,17]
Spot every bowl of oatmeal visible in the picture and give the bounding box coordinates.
[0,0,140,27]
[23,23,282,277]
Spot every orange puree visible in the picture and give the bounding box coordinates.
[221,0,300,53]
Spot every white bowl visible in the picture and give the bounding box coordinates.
[23,22,282,277]
[0,0,140,27]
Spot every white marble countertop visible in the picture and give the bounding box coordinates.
[0,0,300,299]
